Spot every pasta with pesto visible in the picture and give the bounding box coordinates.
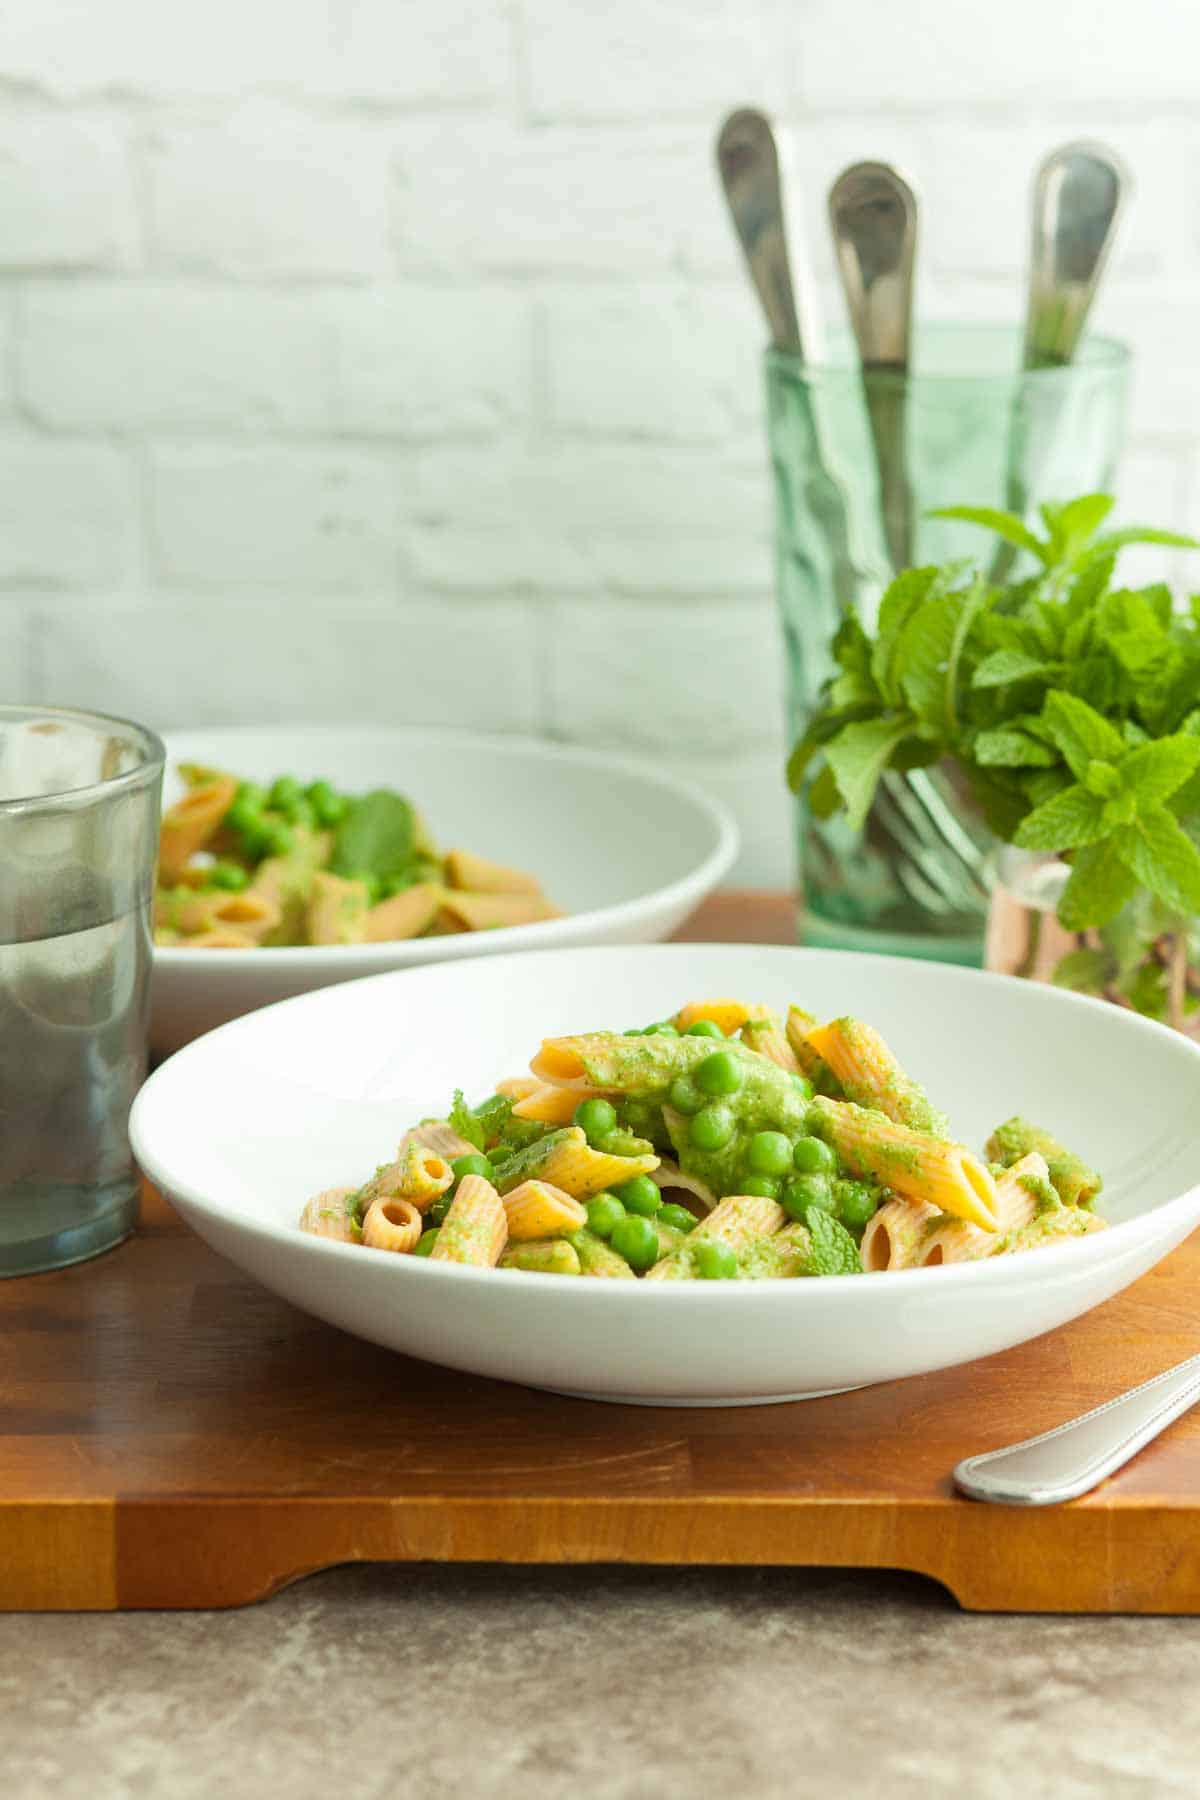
[298,998,1106,1279]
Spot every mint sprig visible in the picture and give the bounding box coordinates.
[790,494,1200,934]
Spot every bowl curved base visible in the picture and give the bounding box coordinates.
[541,1384,868,1408]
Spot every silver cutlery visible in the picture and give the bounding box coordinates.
[828,161,918,575]
[954,1352,1200,1506]
[716,109,803,355]
[992,140,1129,580]
[716,108,859,610]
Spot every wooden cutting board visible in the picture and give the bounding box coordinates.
[6,893,1200,1615]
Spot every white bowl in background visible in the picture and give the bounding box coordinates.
[151,727,737,1051]
[131,943,1200,1406]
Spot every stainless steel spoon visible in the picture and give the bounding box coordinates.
[1023,140,1128,370]
[993,141,1129,581]
[828,161,918,574]
[715,108,803,354]
[955,1352,1200,1506]
[716,109,859,609]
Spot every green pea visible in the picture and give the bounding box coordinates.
[450,1153,492,1183]
[306,779,348,827]
[747,1130,793,1177]
[226,794,264,839]
[695,1049,744,1098]
[258,819,294,859]
[413,1229,440,1257]
[613,1174,662,1217]
[685,1019,725,1039]
[235,780,267,810]
[646,1022,679,1037]
[610,1213,659,1273]
[574,1097,618,1144]
[657,1203,697,1233]
[739,1174,781,1199]
[269,775,303,813]
[208,860,249,892]
[586,1192,626,1239]
[793,1135,837,1175]
[668,1074,704,1116]
[427,1196,451,1227]
[835,1179,879,1229]
[781,1172,834,1221]
[791,1072,814,1096]
[694,1238,738,1280]
[689,1104,735,1152]
[623,1027,648,1036]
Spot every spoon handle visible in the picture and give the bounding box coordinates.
[716,109,803,356]
[954,1353,1200,1506]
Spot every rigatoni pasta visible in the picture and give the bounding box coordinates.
[298,995,1106,1281]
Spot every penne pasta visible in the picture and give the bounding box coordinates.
[739,1222,814,1280]
[785,1006,842,1094]
[401,1121,478,1163]
[492,1126,658,1200]
[429,1174,508,1267]
[672,999,754,1036]
[306,871,370,946]
[362,883,443,943]
[496,1076,540,1101]
[645,1192,784,1281]
[860,1197,942,1272]
[362,1196,423,1254]
[802,1017,948,1135]
[985,1117,1102,1209]
[512,1083,610,1126]
[917,1154,1051,1266]
[739,1006,802,1074]
[437,891,562,932]
[298,1187,361,1243]
[358,1140,453,1212]
[444,848,544,896]
[157,775,238,883]
[566,1228,637,1278]
[503,1180,589,1241]
[500,1239,582,1275]
[810,1096,998,1232]
[649,1158,716,1216]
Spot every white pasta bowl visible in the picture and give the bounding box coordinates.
[150,727,737,1051]
[130,943,1200,1407]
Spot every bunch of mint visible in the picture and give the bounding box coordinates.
[788,495,1200,935]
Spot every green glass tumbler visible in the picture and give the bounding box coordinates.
[769,323,1131,963]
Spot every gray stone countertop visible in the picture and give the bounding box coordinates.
[4,1565,1199,1799]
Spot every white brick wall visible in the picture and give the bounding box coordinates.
[3,0,1200,885]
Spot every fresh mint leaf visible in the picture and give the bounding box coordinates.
[1050,946,1114,994]
[1039,691,1126,779]
[1092,526,1200,557]
[1118,805,1200,914]
[1066,548,1116,617]
[1118,737,1200,806]
[1039,494,1114,563]
[1013,783,1109,852]
[807,762,843,818]
[871,566,941,705]
[930,505,1047,563]
[826,718,913,831]
[972,648,1058,689]
[802,1207,862,1277]
[1057,838,1139,930]
[448,1089,486,1151]
[897,583,987,735]
[331,790,416,882]
[973,727,1059,769]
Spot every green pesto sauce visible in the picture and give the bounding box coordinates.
[1018,1171,1061,1215]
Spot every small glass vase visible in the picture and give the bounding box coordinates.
[985,846,1200,1039]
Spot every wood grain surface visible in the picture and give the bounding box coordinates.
[5,892,1200,1615]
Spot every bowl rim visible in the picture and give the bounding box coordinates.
[153,725,740,967]
[132,940,1200,1294]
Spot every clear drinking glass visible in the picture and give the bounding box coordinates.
[0,705,164,1275]
[769,324,1131,962]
